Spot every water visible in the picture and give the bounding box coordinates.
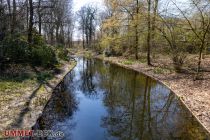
[37,57,210,140]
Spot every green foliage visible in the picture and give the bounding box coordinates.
[58,49,68,61]
[153,67,165,74]
[153,67,172,74]
[84,52,93,58]
[138,55,147,63]
[32,32,57,67]
[31,45,57,67]
[36,71,53,82]
[100,35,125,57]
[33,33,45,45]
[0,33,58,68]
[55,44,69,61]
[1,34,30,63]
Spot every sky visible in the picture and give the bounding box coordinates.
[72,0,104,40]
[72,0,189,40]
[73,0,104,12]
[72,0,189,12]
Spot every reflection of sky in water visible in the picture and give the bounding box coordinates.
[46,58,209,140]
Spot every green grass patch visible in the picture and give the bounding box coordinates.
[84,51,93,58]
[122,60,134,65]
[0,81,24,93]
[153,67,169,74]
[36,71,53,83]
[153,67,173,74]
[138,58,147,63]
[0,72,35,82]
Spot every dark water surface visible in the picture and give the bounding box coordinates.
[38,57,210,140]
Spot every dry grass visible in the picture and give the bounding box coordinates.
[0,61,76,138]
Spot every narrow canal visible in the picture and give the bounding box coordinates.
[37,57,210,140]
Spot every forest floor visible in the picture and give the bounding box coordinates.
[0,60,76,138]
[74,48,210,134]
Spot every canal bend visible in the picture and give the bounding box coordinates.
[37,57,210,140]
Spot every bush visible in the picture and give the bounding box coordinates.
[56,45,68,61]
[33,33,45,46]
[36,71,53,82]
[172,52,187,72]
[31,45,57,67]
[1,34,30,63]
[0,32,59,68]
[57,48,68,61]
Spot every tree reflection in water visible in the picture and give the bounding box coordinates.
[37,57,209,140]
[35,76,78,139]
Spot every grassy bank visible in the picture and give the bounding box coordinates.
[0,60,76,138]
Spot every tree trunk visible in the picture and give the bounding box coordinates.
[28,0,33,44]
[38,0,41,35]
[50,27,54,45]
[26,0,29,29]
[135,27,138,60]
[82,27,85,49]
[11,0,16,34]
[85,27,89,48]
[56,23,60,44]
[50,14,54,45]
[147,0,152,65]
[89,22,92,48]
[151,0,158,46]
[197,42,205,75]
[60,24,64,44]
[7,0,11,33]
[135,0,139,60]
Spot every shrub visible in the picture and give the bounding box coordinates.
[172,52,187,72]
[56,44,68,61]
[57,48,68,61]
[31,45,57,67]
[1,33,59,68]
[36,71,53,82]
[31,33,58,67]
[33,33,45,46]
[1,34,30,63]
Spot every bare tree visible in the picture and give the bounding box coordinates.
[172,0,210,78]
[77,5,97,49]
